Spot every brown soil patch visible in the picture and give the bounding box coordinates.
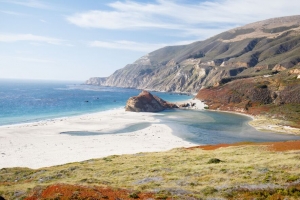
[188,140,300,152]
[25,184,155,200]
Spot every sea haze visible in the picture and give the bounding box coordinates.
[0,79,191,126]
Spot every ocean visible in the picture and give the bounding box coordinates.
[1,79,299,144]
[0,79,191,126]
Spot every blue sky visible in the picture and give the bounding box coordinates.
[1,0,300,81]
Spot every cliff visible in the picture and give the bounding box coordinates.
[87,15,300,93]
[196,65,300,127]
[85,77,107,85]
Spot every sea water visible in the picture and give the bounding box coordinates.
[1,79,299,144]
[0,79,190,126]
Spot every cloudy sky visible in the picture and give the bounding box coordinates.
[1,0,299,81]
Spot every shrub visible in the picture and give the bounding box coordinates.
[208,158,222,164]
[129,192,139,199]
[201,186,218,196]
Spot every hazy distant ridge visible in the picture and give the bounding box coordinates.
[86,15,300,93]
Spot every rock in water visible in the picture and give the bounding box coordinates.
[125,91,178,112]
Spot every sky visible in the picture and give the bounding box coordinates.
[0,0,300,81]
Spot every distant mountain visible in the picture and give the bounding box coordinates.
[84,77,107,85]
[86,15,300,93]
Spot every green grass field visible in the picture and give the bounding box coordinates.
[1,142,300,199]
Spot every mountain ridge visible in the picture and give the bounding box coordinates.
[85,15,300,93]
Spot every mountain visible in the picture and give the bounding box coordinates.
[84,77,107,85]
[86,15,300,93]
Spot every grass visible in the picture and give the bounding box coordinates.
[1,143,300,199]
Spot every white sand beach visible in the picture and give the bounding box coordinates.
[176,98,207,110]
[0,108,198,169]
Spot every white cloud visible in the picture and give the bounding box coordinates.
[66,0,300,38]
[66,10,178,30]
[1,0,51,9]
[0,10,28,16]
[0,33,64,45]
[89,40,165,52]
[89,39,196,52]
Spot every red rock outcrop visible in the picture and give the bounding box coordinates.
[125,90,178,112]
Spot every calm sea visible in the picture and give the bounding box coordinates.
[1,79,299,144]
[0,79,190,126]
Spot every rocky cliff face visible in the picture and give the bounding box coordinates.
[87,15,300,93]
[85,77,107,85]
[125,91,178,112]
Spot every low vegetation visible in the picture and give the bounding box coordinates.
[197,66,300,128]
[1,141,300,199]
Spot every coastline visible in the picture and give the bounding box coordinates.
[1,97,299,169]
[175,98,207,110]
[249,116,300,135]
[0,109,197,169]
[199,105,300,135]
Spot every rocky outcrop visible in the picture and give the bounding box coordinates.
[289,68,300,74]
[85,77,107,85]
[125,91,178,112]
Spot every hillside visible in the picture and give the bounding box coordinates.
[1,141,300,199]
[86,15,300,93]
[84,77,107,85]
[196,65,300,128]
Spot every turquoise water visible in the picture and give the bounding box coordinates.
[157,109,300,144]
[61,109,300,144]
[0,79,191,126]
[1,79,299,144]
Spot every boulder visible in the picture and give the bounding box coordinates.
[125,91,178,112]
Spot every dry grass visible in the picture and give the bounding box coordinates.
[1,142,300,199]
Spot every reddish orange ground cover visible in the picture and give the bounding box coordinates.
[188,140,300,151]
[25,184,156,200]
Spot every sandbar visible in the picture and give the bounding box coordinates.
[0,109,197,169]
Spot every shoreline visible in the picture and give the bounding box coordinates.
[1,97,299,169]
[199,106,300,135]
[175,98,207,110]
[0,108,197,169]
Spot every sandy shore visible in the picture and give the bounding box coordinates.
[3,97,297,170]
[204,109,300,135]
[176,98,207,110]
[0,109,198,169]
[249,116,300,135]
[194,96,300,135]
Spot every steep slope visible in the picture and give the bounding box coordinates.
[86,15,300,93]
[196,65,300,128]
[84,77,107,85]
